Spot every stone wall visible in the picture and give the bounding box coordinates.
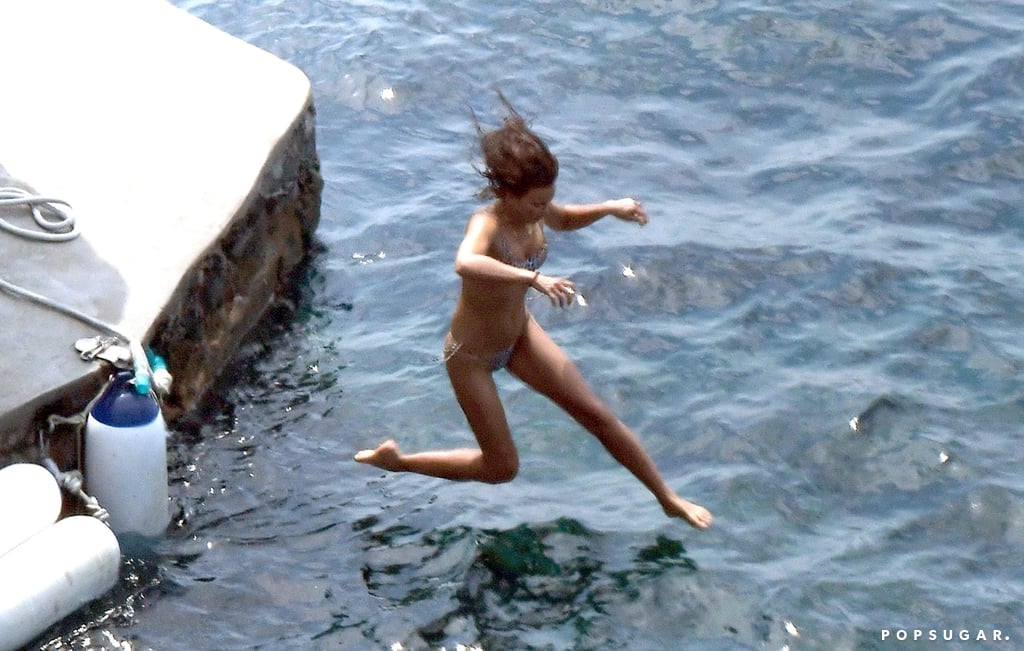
[151,100,322,421]
[0,0,323,465]
[2,98,322,463]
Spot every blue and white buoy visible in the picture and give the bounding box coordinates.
[84,371,169,538]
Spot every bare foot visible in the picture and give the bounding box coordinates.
[662,495,713,530]
[354,439,404,472]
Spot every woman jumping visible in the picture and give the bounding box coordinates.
[355,97,712,530]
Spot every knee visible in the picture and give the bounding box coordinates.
[479,455,519,484]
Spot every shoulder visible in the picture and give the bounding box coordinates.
[457,205,501,256]
[465,205,500,237]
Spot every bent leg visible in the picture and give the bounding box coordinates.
[508,319,712,529]
[354,354,519,484]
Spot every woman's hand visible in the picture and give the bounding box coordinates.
[607,198,648,226]
[531,272,578,307]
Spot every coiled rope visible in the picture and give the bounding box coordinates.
[0,186,125,338]
[0,186,155,391]
[0,185,78,242]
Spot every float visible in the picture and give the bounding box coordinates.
[0,366,170,650]
[0,515,120,651]
[85,370,170,538]
[0,462,62,557]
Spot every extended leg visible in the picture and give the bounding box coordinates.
[508,319,712,529]
[354,354,520,484]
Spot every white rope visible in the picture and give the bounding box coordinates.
[0,274,127,340]
[0,186,118,333]
[0,186,118,332]
[0,186,155,392]
[41,458,110,523]
[0,185,79,242]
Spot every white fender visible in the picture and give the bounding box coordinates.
[0,463,62,557]
[0,516,120,651]
[85,371,169,537]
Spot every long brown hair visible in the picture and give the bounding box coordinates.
[472,92,559,199]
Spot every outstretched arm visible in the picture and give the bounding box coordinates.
[544,198,648,231]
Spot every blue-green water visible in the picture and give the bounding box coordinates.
[36,1,1024,649]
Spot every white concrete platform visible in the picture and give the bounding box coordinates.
[0,0,321,459]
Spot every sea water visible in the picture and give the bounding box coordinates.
[36,0,1024,649]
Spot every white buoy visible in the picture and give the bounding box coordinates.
[0,463,62,557]
[0,515,121,651]
[85,371,169,537]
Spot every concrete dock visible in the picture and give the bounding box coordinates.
[0,0,322,463]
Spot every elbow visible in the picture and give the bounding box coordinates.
[454,254,479,278]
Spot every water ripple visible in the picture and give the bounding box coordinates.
[38,0,1024,648]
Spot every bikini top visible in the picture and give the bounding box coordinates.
[497,240,548,271]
